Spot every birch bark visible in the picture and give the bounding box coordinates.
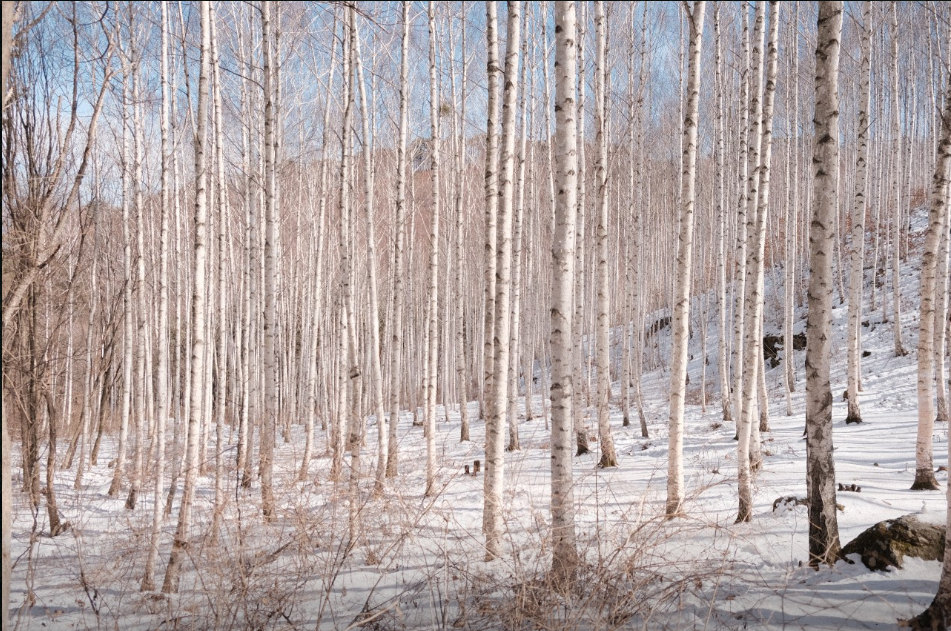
[666,1,705,518]
[805,0,843,568]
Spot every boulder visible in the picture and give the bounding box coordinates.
[841,514,946,571]
[792,332,807,350]
[763,335,783,368]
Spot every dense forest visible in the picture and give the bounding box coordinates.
[1,1,950,628]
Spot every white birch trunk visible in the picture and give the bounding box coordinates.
[846,2,872,426]
[109,63,134,499]
[260,0,277,521]
[300,25,336,481]
[162,0,210,591]
[784,3,800,412]
[666,0,705,518]
[737,0,767,522]
[483,2,500,421]
[507,15,529,453]
[731,9,751,428]
[142,1,170,591]
[573,3,590,456]
[353,15,386,495]
[484,0,521,560]
[127,36,149,510]
[714,4,732,424]
[805,0,843,568]
[386,3,410,478]
[454,9,470,444]
[210,10,227,539]
[912,72,951,491]
[934,200,950,424]
[425,0,441,498]
[551,0,580,580]
[890,2,905,357]
[593,0,617,468]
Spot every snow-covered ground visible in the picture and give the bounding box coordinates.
[9,218,947,629]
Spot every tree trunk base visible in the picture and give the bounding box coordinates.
[911,470,940,491]
[597,454,617,468]
[902,598,949,630]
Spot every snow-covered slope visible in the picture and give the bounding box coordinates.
[8,209,946,629]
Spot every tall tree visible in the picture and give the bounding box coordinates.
[666,0,706,518]
[483,2,500,422]
[783,2,800,413]
[551,0,580,581]
[142,0,171,592]
[731,5,751,427]
[424,0,441,497]
[805,0,843,568]
[572,2,590,456]
[353,9,386,494]
[260,0,278,520]
[907,64,951,631]
[485,0,521,560]
[163,0,211,592]
[911,71,951,492]
[738,0,778,522]
[737,0,767,522]
[714,3,732,424]
[386,3,410,478]
[846,2,872,425]
[593,0,617,468]
[454,7,470,443]
[889,1,905,357]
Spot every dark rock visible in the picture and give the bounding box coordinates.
[841,514,946,571]
[861,320,870,328]
[862,350,872,358]
[793,332,807,351]
[772,495,807,511]
[763,334,783,368]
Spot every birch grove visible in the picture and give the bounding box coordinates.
[3,3,951,627]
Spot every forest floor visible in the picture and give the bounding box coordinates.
[8,218,947,630]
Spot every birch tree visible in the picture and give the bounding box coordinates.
[483,2,500,420]
[905,46,951,631]
[731,7,751,426]
[667,0,705,519]
[386,3,410,478]
[353,11,386,494]
[714,3,732,424]
[484,0,521,560]
[551,0,580,581]
[783,3,800,412]
[108,49,133,499]
[593,0,617,468]
[425,0,441,497]
[738,0,776,523]
[454,8,470,443]
[1,0,15,618]
[162,0,210,592]
[805,0,843,568]
[846,2,872,426]
[141,0,171,591]
[911,71,951,492]
[889,1,905,357]
[260,0,278,521]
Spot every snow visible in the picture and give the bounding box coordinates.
[8,212,946,629]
